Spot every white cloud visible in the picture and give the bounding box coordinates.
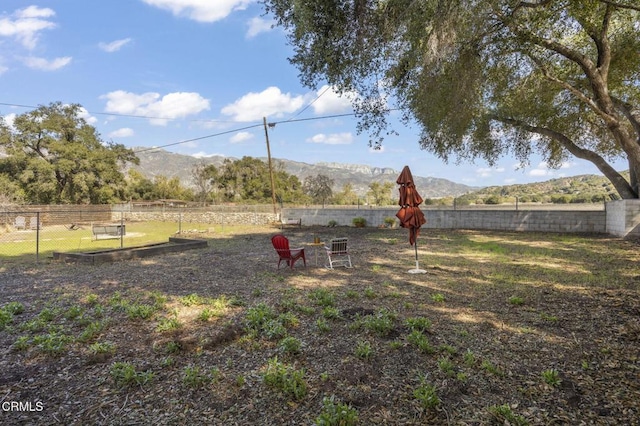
[192,152,226,158]
[108,128,135,138]
[230,131,254,143]
[477,168,492,178]
[221,86,306,122]
[0,6,56,49]
[141,0,253,23]
[529,168,550,177]
[0,64,8,75]
[22,56,72,71]
[528,162,552,177]
[99,38,132,52]
[2,113,17,130]
[246,17,272,38]
[312,85,355,115]
[527,161,574,178]
[101,90,210,126]
[77,107,98,125]
[306,132,353,145]
[476,166,505,178]
[16,5,55,19]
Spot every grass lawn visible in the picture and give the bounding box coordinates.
[0,221,222,264]
[0,227,638,425]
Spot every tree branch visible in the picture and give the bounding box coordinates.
[611,96,640,143]
[528,56,619,127]
[596,4,613,75]
[597,0,640,12]
[493,8,600,86]
[496,116,637,198]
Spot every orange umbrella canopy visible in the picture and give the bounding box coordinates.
[396,166,426,245]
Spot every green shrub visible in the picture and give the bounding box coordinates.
[431,293,446,303]
[355,340,373,360]
[126,303,156,320]
[33,332,73,356]
[488,404,529,425]
[315,395,359,425]
[362,309,396,336]
[4,302,25,315]
[110,362,154,387]
[262,357,308,400]
[88,341,115,355]
[407,330,435,354]
[156,317,181,332]
[0,309,13,330]
[414,379,440,410]
[183,365,209,388]
[245,303,276,331]
[78,321,106,343]
[352,217,366,227]
[279,336,302,355]
[508,296,524,305]
[309,288,335,307]
[542,369,561,386]
[180,293,206,306]
[405,317,432,332]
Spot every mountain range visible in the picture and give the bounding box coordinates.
[131,148,479,198]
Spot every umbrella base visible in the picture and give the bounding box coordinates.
[408,268,427,274]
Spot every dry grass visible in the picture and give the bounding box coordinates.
[0,226,638,425]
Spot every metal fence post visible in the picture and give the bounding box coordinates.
[120,210,124,248]
[36,211,40,263]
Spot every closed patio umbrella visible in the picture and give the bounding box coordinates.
[396,166,427,274]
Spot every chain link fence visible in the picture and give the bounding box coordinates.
[0,205,278,265]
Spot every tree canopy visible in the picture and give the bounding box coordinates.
[367,181,395,205]
[263,0,640,198]
[0,102,138,204]
[303,174,334,204]
[216,156,305,203]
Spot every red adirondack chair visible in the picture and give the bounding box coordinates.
[271,234,306,270]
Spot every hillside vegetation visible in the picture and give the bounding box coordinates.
[446,173,628,206]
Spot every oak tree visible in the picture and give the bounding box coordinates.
[303,174,334,204]
[0,102,138,204]
[263,0,640,198]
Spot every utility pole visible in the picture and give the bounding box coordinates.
[263,117,277,215]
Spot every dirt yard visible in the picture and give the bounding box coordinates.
[0,226,638,425]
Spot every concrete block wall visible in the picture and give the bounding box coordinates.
[283,207,607,234]
[605,200,640,237]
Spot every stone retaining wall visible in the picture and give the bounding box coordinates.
[112,211,279,226]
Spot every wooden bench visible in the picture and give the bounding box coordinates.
[280,218,301,229]
[92,223,126,240]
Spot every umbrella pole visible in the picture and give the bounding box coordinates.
[408,229,426,274]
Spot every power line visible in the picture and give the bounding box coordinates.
[133,112,360,153]
[283,85,332,122]
[133,123,264,154]
[0,100,371,152]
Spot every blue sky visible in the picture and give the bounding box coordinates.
[0,1,627,187]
